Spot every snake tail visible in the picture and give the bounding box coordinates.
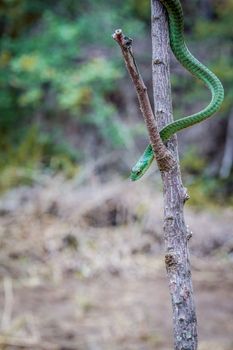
[130,0,224,181]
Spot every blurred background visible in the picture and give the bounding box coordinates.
[0,0,232,349]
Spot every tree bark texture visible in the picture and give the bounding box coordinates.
[220,108,233,178]
[151,1,198,349]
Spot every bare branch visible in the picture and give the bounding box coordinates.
[112,29,175,172]
[151,1,198,349]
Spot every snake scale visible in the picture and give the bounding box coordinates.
[130,0,224,181]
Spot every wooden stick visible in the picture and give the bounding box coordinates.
[112,29,175,172]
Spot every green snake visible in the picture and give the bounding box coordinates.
[130,0,224,181]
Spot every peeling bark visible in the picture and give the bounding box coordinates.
[151,1,198,349]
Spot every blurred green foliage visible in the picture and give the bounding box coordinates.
[173,0,233,206]
[0,0,232,203]
[181,147,228,208]
[0,0,145,191]
[181,147,206,175]
[194,0,233,114]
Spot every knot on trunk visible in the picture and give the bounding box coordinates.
[155,150,176,172]
[165,252,178,270]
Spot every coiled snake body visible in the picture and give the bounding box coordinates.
[130,0,224,181]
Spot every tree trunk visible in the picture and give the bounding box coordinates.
[220,109,233,178]
[151,1,198,349]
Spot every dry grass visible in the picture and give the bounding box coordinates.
[0,176,232,349]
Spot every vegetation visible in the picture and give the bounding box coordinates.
[0,0,232,205]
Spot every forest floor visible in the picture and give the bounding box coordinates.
[0,176,232,350]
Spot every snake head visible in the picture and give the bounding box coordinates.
[130,152,153,181]
[130,165,143,181]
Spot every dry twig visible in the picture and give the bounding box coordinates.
[112,29,175,172]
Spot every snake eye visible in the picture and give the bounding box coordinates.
[133,169,141,177]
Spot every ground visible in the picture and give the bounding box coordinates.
[0,176,232,350]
